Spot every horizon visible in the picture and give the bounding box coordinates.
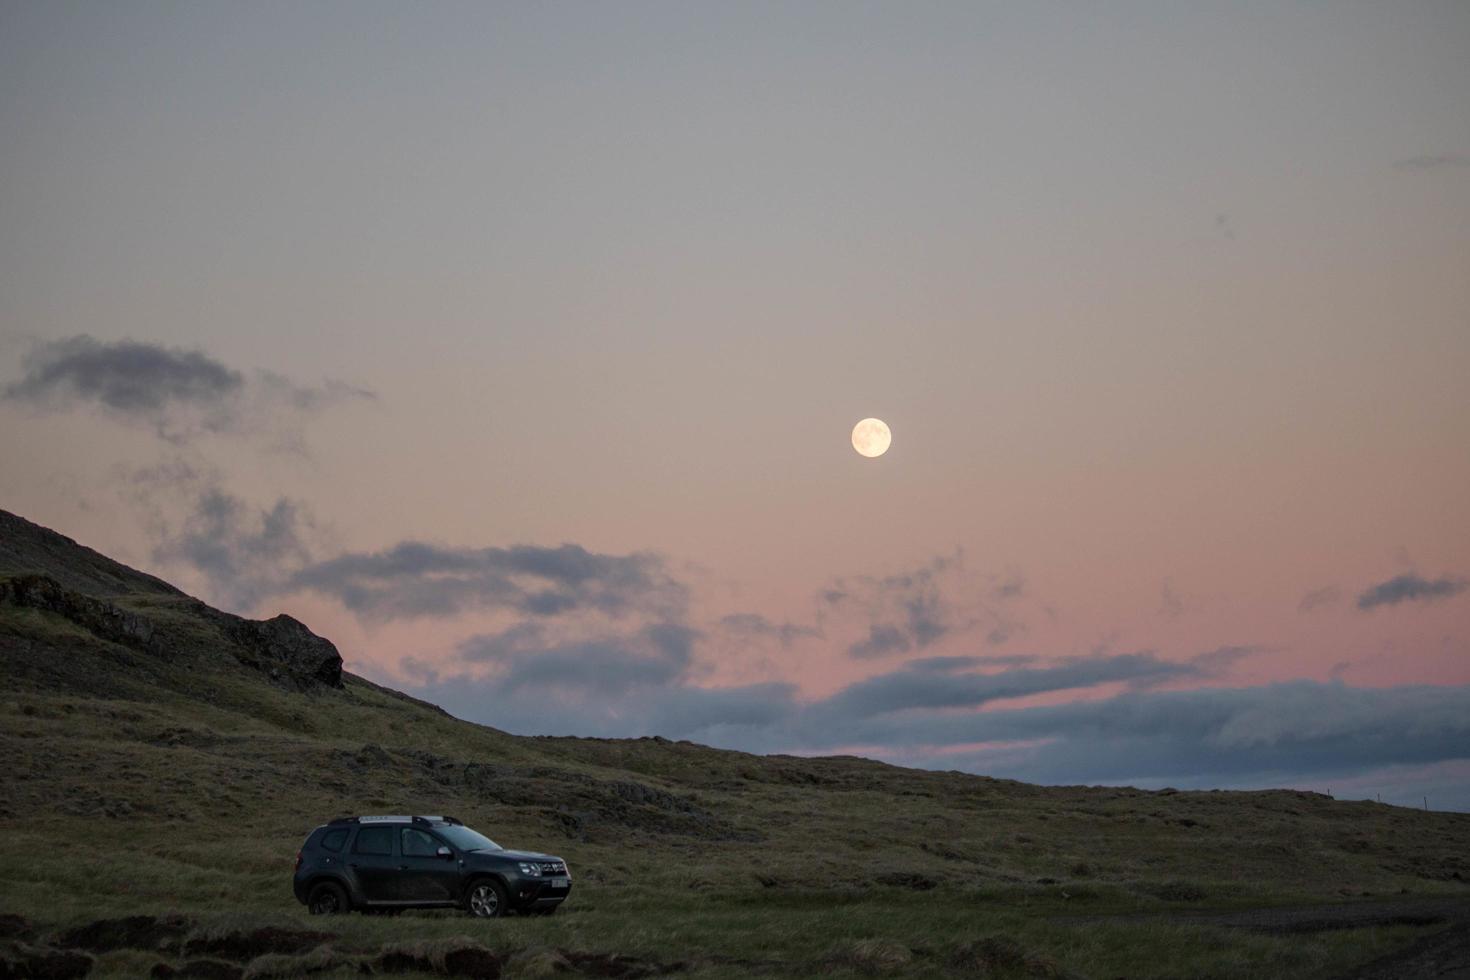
[2,2,1468,810]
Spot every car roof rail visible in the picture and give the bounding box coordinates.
[326,814,460,826]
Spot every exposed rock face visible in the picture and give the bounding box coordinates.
[222,613,343,690]
[0,574,342,691]
[0,575,155,646]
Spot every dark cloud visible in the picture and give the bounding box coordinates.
[1189,645,1262,673]
[1394,153,1470,171]
[2,335,373,444]
[444,618,733,719]
[985,623,1020,646]
[1298,585,1342,613]
[815,651,1205,720]
[832,553,967,659]
[402,635,1470,807]
[1356,573,1467,610]
[848,623,911,659]
[286,541,686,622]
[921,682,1470,793]
[466,629,692,697]
[151,488,315,611]
[718,613,820,647]
[5,336,241,432]
[906,655,987,672]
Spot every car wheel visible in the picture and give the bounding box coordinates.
[307,881,350,915]
[465,879,507,919]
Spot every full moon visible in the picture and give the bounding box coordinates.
[851,417,892,458]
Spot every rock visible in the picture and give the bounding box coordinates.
[0,576,154,647]
[181,927,335,960]
[0,943,93,979]
[150,960,243,979]
[54,914,190,953]
[375,943,503,978]
[0,916,33,942]
[0,574,341,691]
[875,871,939,891]
[223,615,342,690]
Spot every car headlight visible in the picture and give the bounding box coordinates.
[517,862,541,876]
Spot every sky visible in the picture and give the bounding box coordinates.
[2,2,1468,808]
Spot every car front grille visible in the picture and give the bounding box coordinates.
[539,861,567,875]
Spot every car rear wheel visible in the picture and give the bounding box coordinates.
[307,881,349,915]
[465,880,507,919]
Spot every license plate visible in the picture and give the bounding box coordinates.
[550,877,569,888]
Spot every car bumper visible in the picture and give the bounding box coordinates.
[509,877,572,910]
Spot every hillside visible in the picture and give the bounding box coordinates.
[1,508,1467,979]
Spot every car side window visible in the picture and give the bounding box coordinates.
[320,829,348,853]
[401,828,441,857]
[353,826,394,856]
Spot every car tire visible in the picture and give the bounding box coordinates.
[465,879,507,919]
[307,881,350,915]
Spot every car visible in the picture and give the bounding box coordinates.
[292,814,571,918]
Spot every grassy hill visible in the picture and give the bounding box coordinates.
[2,508,1467,979]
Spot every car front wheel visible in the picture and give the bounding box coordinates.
[307,881,349,915]
[465,880,507,919]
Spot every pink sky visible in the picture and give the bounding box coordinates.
[2,1,1468,806]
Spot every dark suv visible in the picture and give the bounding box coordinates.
[292,815,571,918]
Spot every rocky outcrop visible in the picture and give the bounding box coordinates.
[0,575,155,646]
[221,613,343,690]
[1,574,342,692]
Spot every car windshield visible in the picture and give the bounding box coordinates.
[437,825,501,851]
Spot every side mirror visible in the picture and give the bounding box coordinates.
[437,846,453,859]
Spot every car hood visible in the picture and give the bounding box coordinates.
[471,848,562,862]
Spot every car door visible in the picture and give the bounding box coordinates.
[348,825,400,902]
[397,827,461,902]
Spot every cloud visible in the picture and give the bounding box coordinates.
[5,336,242,433]
[1160,581,1185,619]
[718,613,821,647]
[814,650,1215,721]
[1356,573,1467,610]
[993,573,1025,600]
[285,541,687,623]
[1298,585,1341,613]
[925,682,1470,790]
[463,625,695,697]
[830,553,969,658]
[2,335,373,444]
[399,633,1470,807]
[151,488,316,611]
[1395,153,1470,171]
[849,623,911,659]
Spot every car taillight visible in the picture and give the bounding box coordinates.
[295,850,302,870]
